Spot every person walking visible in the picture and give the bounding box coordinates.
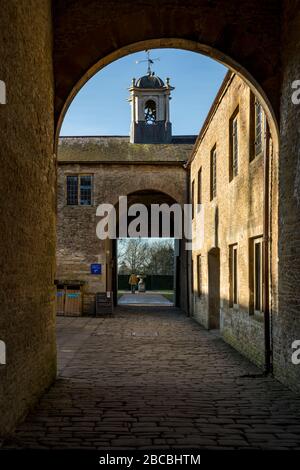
[129,273,139,294]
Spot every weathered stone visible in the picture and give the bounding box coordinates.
[0,0,56,436]
[3,308,300,449]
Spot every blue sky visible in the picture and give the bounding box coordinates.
[60,49,227,136]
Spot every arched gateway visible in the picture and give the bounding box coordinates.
[1,1,300,438]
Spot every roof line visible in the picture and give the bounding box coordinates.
[59,135,129,139]
[57,160,186,166]
[186,70,234,167]
[59,134,197,139]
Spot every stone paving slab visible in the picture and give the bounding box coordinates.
[118,292,173,306]
[2,306,300,449]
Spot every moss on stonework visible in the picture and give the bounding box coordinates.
[58,137,195,163]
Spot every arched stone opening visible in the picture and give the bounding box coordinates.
[55,38,279,151]
[144,100,157,124]
[109,189,187,310]
[7,1,300,439]
[55,42,279,377]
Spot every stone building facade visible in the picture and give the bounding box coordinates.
[1,0,300,435]
[56,69,299,395]
[189,72,273,369]
[56,69,195,314]
[57,70,275,377]
[56,135,195,314]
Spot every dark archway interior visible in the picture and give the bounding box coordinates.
[53,0,281,135]
[1,0,300,440]
[116,190,179,238]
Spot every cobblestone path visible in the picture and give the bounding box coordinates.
[3,307,300,449]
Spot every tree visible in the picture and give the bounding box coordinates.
[118,238,174,275]
[147,240,174,275]
[118,238,150,274]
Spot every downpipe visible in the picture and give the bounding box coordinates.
[263,118,273,375]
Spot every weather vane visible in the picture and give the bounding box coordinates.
[135,50,160,75]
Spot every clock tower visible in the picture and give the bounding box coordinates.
[128,53,174,144]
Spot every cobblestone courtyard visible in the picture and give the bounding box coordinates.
[3,307,300,449]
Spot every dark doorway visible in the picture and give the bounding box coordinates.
[208,247,220,329]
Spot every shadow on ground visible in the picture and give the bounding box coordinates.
[2,307,300,449]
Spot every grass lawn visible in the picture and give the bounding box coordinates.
[160,292,174,302]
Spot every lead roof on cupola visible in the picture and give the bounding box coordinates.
[135,73,165,88]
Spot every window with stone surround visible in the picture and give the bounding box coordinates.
[197,166,202,208]
[191,257,195,294]
[66,175,93,206]
[250,92,264,161]
[191,179,195,219]
[229,107,239,181]
[197,254,202,297]
[210,145,217,200]
[249,236,264,315]
[229,243,238,308]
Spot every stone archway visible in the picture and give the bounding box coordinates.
[54,39,280,376]
[4,0,300,437]
[110,189,187,310]
[53,7,282,366]
[53,0,281,135]
[54,37,280,150]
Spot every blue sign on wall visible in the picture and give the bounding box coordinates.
[91,263,102,275]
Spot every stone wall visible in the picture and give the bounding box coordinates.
[1,0,300,438]
[56,140,189,312]
[0,1,56,434]
[275,2,300,391]
[53,0,281,128]
[190,74,267,368]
